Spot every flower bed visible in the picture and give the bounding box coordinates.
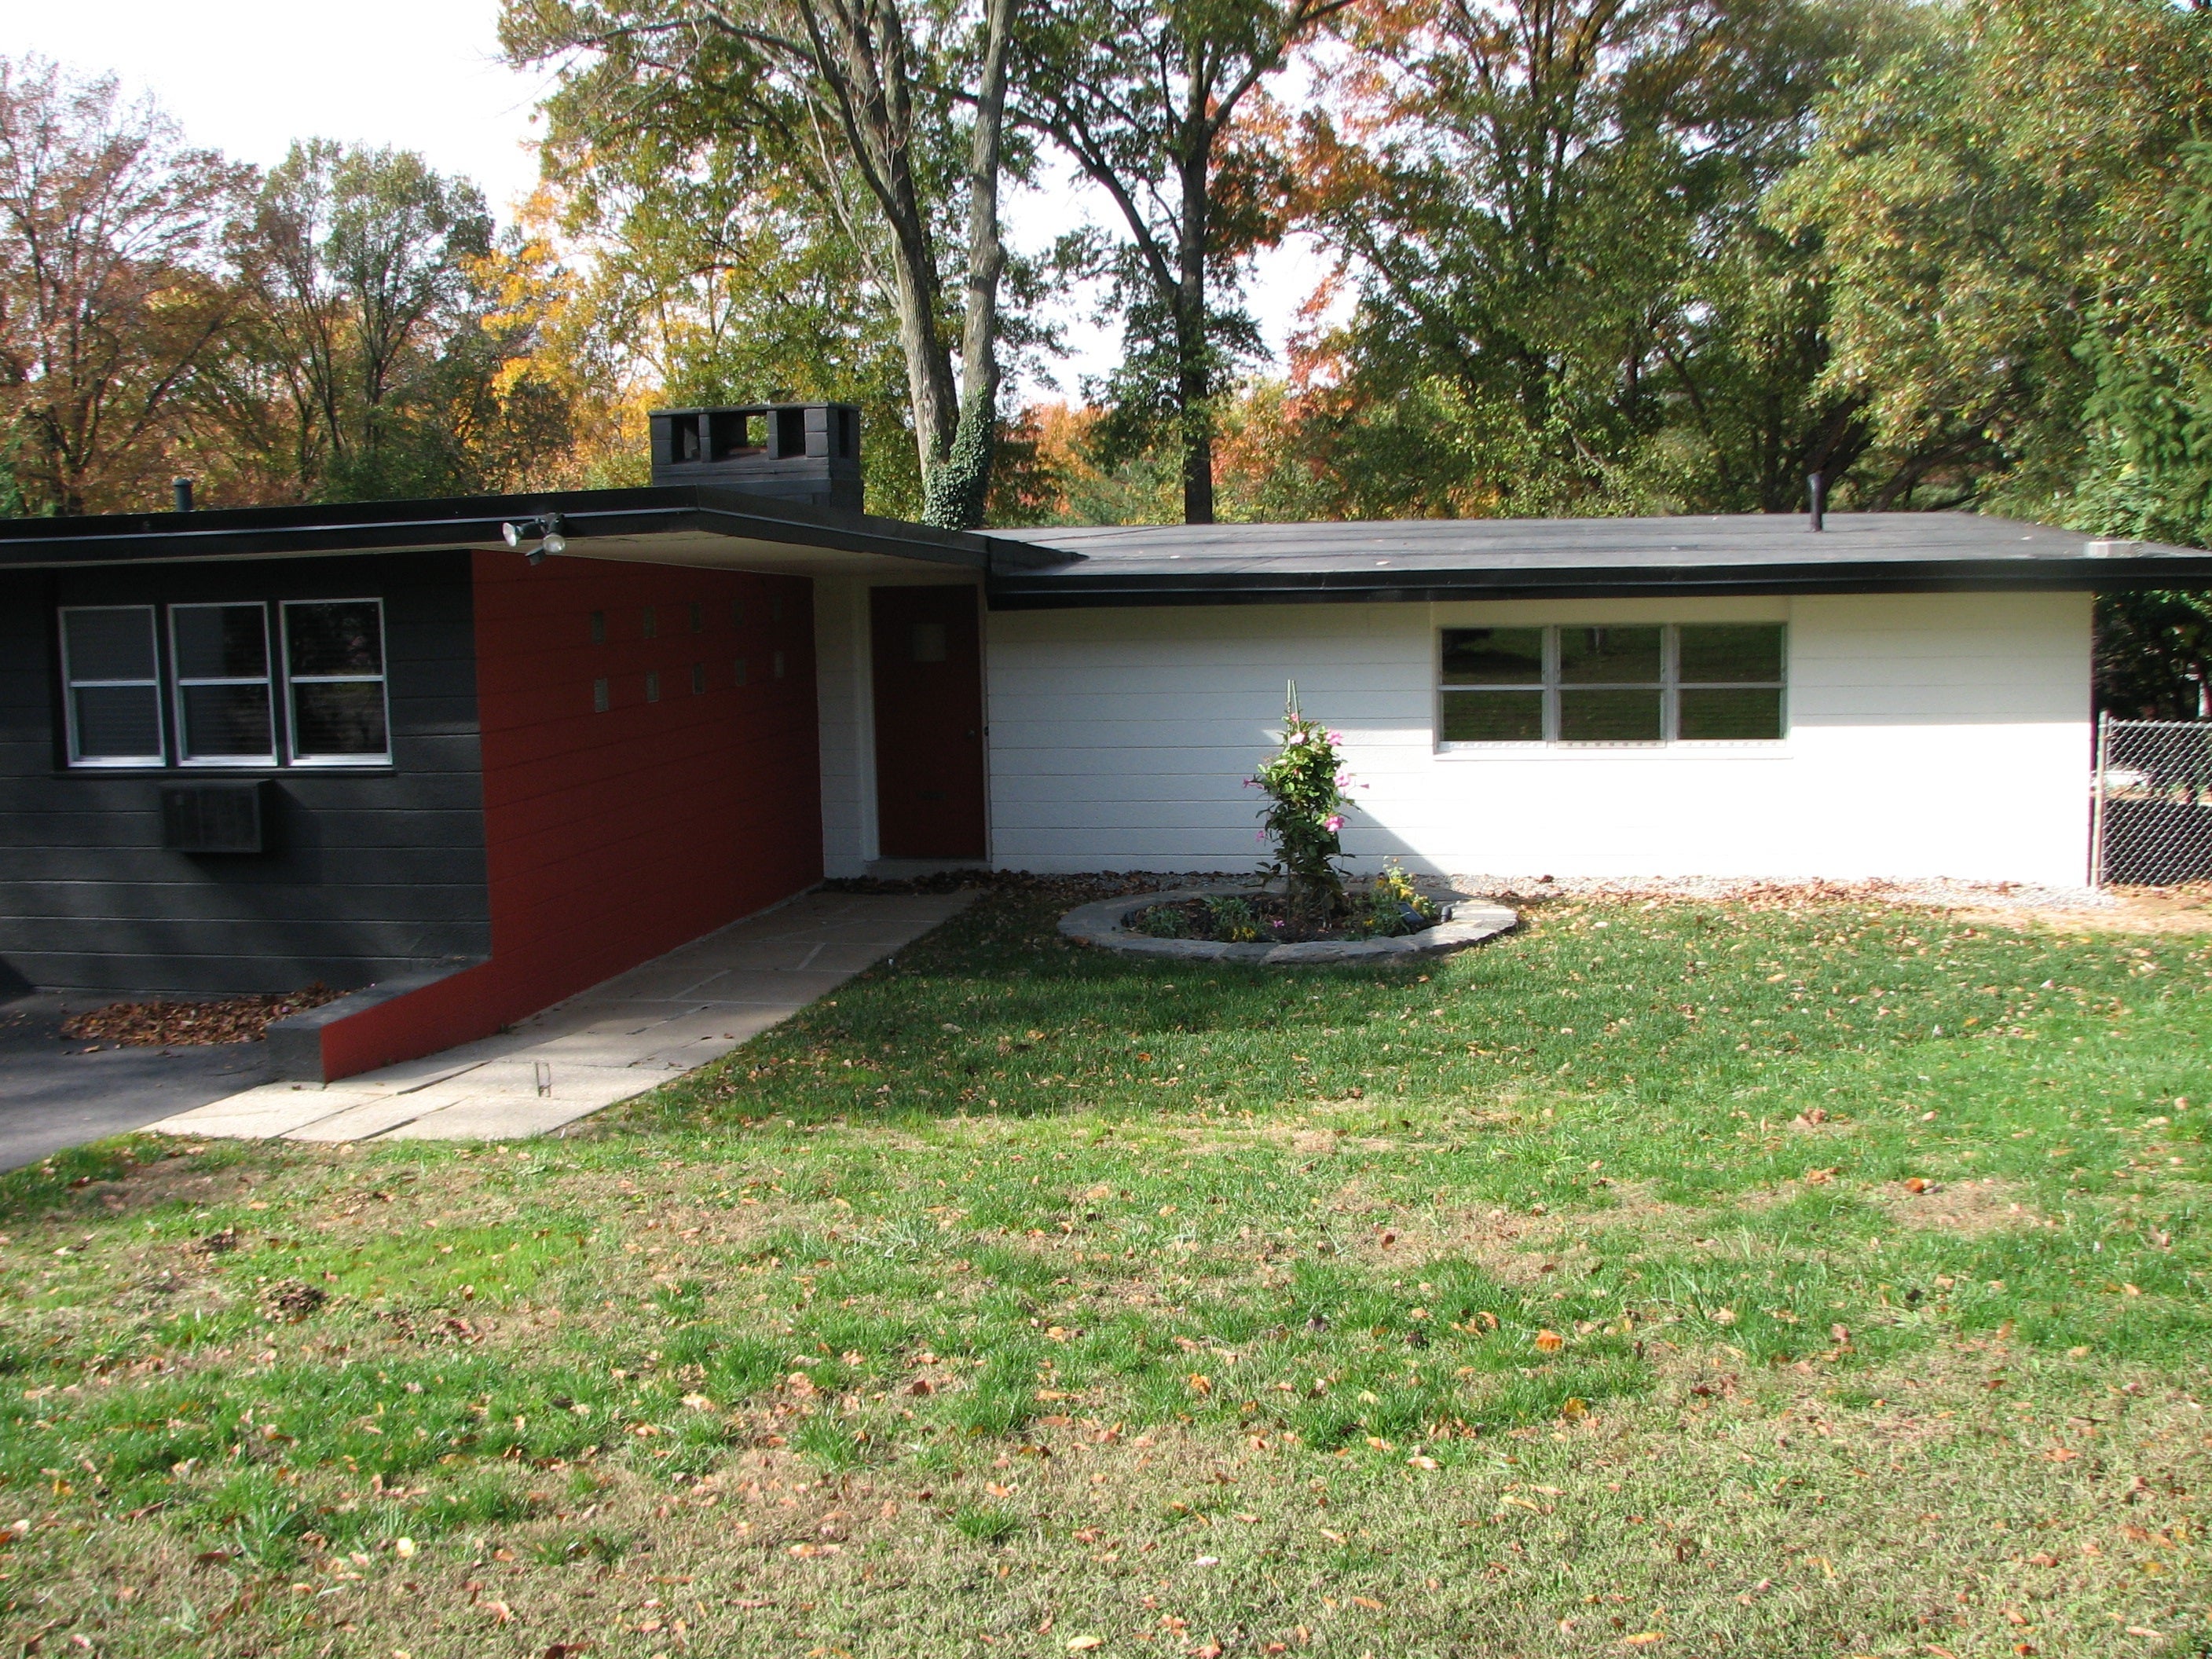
[1060,886,1518,965]
[1128,884,1437,945]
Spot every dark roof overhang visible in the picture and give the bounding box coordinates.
[0,484,1065,579]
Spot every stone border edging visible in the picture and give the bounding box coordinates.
[1058,887,1518,965]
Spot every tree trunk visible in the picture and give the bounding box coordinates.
[922,0,1016,529]
[1176,112,1214,525]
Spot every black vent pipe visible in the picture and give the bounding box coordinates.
[1807,471,1825,532]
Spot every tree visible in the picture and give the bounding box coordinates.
[1015,0,1349,523]
[1291,0,1882,518]
[503,0,1020,527]
[225,142,507,498]
[0,57,244,514]
[1773,0,2212,517]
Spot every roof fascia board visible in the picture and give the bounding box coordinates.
[985,555,2212,610]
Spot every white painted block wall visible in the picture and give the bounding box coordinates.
[982,591,2093,885]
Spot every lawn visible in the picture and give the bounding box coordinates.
[2,883,2207,1657]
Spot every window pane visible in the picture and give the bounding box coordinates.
[72,685,162,758]
[292,680,389,756]
[287,602,383,676]
[1679,687,1783,739]
[64,608,156,681]
[174,605,267,679]
[1679,624,1783,683]
[1441,690,1544,742]
[1560,688,1662,742]
[1558,626,1661,683]
[1441,627,1544,685]
[181,683,273,758]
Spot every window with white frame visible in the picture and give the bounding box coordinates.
[171,603,276,764]
[60,606,165,765]
[1439,623,1785,745]
[282,599,390,763]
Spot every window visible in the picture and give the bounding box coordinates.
[731,599,745,628]
[590,610,606,645]
[732,657,748,687]
[911,622,947,663]
[1439,624,1785,746]
[284,600,390,763]
[642,606,657,639]
[645,670,661,703]
[688,602,704,633]
[593,677,610,713]
[60,606,163,766]
[170,603,274,764]
[772,651,786,680]
[690,662,706,694]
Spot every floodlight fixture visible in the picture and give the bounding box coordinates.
[501,513,568,565]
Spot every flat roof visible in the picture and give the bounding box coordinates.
[0,484,1063,581]
[987,511,2212,606]
[5,492,2207,604]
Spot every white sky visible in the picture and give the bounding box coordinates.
[0,0,1337,400]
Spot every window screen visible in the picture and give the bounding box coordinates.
[1677,624,1786,739]
[283,600,390,762]
[171,603,274,763]
[1439,623,1785,745]
[60,606,163,765]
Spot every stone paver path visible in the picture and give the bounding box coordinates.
[148,890,971,1144]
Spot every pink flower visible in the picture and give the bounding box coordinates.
[1328,731,1345,745]
[1287,732,1306,745]
[1324,815,1346,832]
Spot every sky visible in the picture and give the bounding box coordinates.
[0,0,1337,400]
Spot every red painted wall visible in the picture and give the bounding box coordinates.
[316,551,822,1079]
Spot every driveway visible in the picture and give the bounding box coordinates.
[0,995,273,1173]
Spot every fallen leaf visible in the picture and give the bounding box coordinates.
[1533,1329,1564,1353]
[1067,1639,1102,1653]
[1903,1177,1929,1193]
[1560,1397,1589,1421]
[1408,1456,1439,1470]
[1350,1596,1385,1610]
[1623,1636,1665,1647]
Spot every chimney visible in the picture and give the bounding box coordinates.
[649,403,862,511]
[172,477,194,513]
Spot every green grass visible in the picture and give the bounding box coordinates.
[0,887,2207,1656]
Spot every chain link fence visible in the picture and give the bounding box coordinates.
[2093,716,2212,885]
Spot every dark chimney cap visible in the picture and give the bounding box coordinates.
[648,403,862,511]
[172,477,195,513]
[1807,471,1825,533]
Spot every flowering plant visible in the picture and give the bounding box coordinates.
[1251,683,1353,924]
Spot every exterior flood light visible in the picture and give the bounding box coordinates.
[500,513,568,566]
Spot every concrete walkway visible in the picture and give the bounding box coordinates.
[148,889,972,1145]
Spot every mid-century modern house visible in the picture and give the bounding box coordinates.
[5,402,2208,1079]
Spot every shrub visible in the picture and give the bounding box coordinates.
[1251,683,1353,926]
[1207,896,1261,942]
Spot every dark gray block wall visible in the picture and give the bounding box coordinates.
[0,551,492,998]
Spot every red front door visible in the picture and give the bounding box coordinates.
[871,585,987,859]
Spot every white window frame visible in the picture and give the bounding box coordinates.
[281,598,393,767]
[169,602,277,767]
[1437,623,1788,749]
[59,605,166,767]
